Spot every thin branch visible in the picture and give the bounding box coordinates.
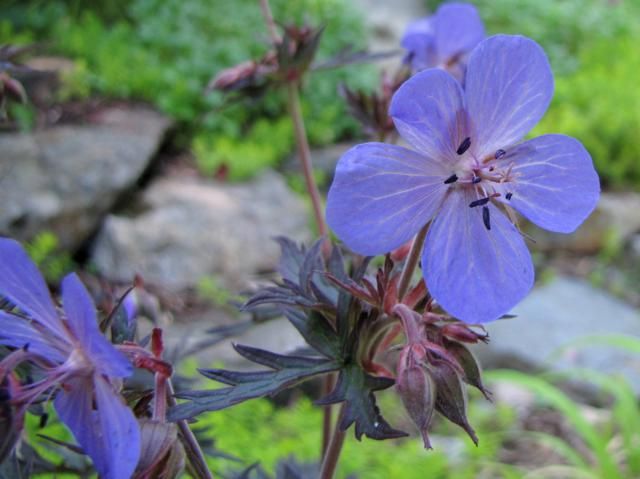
[319,404,347,479]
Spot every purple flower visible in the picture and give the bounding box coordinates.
[402,2,484,79]
[0,238,140,479]
[326,35,600,323]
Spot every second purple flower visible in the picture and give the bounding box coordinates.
[326,35,600,324]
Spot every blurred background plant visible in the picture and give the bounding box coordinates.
[1,0,375,180]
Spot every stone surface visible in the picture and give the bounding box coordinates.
[90,170,310,291]
[0,106,172,250]
[526,192,640,254]
[475,276,640,391]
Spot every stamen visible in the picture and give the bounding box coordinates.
[472,175,482,184]
[456,137,471,155]
[495,149,506,159]
[505,192,513,200]
[444,173,458,184]
[482,206,491,230]
[469,197,490,208]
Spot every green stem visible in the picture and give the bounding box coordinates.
[397,224,429,302]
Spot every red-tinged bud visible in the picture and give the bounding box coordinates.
[428,360,478,445]
[151,328,164,359]
[340,69,408,141]
[392,303,424,344]
[207,56,277,94]
[445,340,492,400]
[0,73,26,103]
[402,280,427,309]
[396,344,435,449]
[382,274,399,315]
[391,239,412,262]
[441,323,489,344]
[133,420,185,479]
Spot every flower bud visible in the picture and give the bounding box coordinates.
[428,360,478,445]
[445,339,491,400]
[396,345,436,449]
[441,323,488,344]
[133,420,185,479]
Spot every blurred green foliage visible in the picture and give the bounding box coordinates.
[1,0,375,179]
[201,394,521,479]
[427,0,640,75]
[534,33,640,189]
[25,231,74,282]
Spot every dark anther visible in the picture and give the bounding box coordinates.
[39,412,49,428]
[482,206,491,230]
[472,176,482,184]
[456,137,471,155]
[469,197,490,208]
[495,149,506,159]
[505,192,513,200]
[444,173,458,184]
[22,343,30,352]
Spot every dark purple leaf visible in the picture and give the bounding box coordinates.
[317,364,406,441]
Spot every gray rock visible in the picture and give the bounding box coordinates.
[90,170,310,291]
[527,192,640,254]
[475,276,640,391]
[0,106,172,250]
[629,234,640,260]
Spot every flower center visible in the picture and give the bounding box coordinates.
[445,138,516,191]
[62,347,94,376]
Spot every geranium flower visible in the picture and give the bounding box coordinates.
[326,35,600,323]
[0,238,140,479]
[402,2,484,79]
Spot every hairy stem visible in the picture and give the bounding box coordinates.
[167,379,213,479]
[321,372,336,456]
[258,0,330,253]
[319,404,347,479]
[258,0,333,460]
[397,224,429,301]
[259,0,280,43]
[287,82,330,250]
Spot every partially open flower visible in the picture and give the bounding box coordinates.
[401,2,484,80]
[0,239,140,479]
